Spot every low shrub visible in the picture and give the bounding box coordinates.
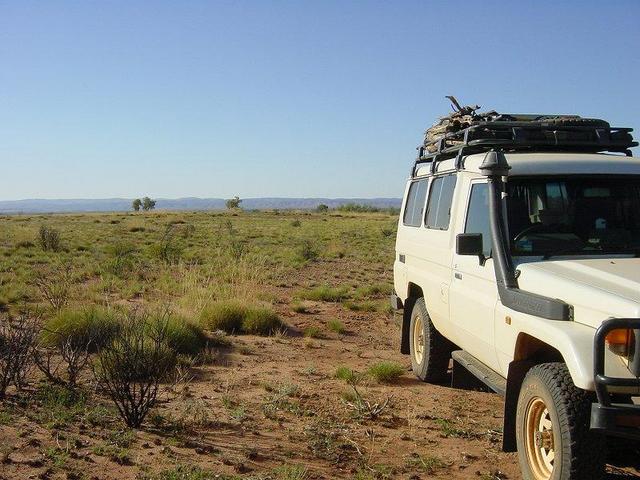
[38,225,61,251]
[35,383,87,428]
[41,307,120,353]
[367,361,404,384]
[327,319,346,334]
[0,313,39,398]
[242,306,283,335]
[104,242,137,277]
[199,301,283,336]
[297,240,318,261]
[353,283,389,300]
[38,307,120,386]
[291,301,310,314]
[335,366,359,384]
[95,313,177,428]
[158,315,207,357]
[303,326,322,339]
[299,285,349,302]
[344,301,378,312]
[336,203,380,213]
[199,301,246,333]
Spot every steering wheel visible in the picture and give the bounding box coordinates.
[513,223,549,242]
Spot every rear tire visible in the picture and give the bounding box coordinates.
[409,298,451,382]
[516,363,605,480]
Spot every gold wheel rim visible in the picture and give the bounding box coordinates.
[412,314,424,365]
[524,396,556,480]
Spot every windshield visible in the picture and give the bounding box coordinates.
[507,176,640,257]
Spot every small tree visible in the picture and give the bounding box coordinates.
[225,196,242,210]
[94,311,177,428]
[316,204,329,213]
[132,199,142,212]
[142,197,156,211]
[0,313,39,399]
[38,225,61,251]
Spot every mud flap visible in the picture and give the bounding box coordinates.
[502,359,535,452]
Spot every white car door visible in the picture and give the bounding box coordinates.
[448,180,500,370]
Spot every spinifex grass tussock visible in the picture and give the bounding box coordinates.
[199,300,284,336]
[367,361,405,384]
[152,313,207,357]
[40,306,120,353]
[327,319,346,334]
[298,285,350,302]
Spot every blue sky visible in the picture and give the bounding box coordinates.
[1,0,639,200]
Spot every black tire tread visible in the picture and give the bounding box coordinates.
[524,363,605,479]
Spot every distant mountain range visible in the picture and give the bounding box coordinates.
[0,197,402,214]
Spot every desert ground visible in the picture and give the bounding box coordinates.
[0,210,638,480]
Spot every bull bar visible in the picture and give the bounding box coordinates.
[591,318,640,440]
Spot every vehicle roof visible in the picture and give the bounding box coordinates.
[413,152,640,178]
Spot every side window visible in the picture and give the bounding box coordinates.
[465,183,492,258]
[402,179,428,227]
[425,174,457,230]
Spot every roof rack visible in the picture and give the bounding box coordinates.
[413,120,638,177]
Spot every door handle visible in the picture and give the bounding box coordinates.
[454,272,463,280]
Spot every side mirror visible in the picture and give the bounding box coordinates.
[456,233,484,257]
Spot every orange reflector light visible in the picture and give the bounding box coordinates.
[605,329,635,357]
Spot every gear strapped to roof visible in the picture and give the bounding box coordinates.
[415,97,638,176]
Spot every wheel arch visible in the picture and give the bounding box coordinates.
[502,333,566,452]
[400,282,423,354]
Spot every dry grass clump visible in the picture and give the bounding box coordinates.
[199,301,283,336]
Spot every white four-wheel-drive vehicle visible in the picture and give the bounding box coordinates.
[392,112,640,480]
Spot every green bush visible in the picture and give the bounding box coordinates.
[199,301,283,336]
[291,301,310,313]
[345,300,378,312]
[353,283,389,300]
[336,203,380,213]
[155,315,207,357]
[199,301,246,333]
[38,225,61,251]
[298,285,349,302]
[303,326,322,339]
[297,240,318,261]
[242,306,283,335]
[41,307,120,352]
[327,319,346,334]
[367,361,404,384]
[335,366,359,384]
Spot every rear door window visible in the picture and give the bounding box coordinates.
[402,179,428,227]
[425,174,457,230]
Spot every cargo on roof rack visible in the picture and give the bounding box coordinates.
[414,118,638,176]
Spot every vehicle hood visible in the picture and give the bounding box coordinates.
[516,257,640,328]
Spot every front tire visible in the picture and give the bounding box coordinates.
[516,363,605,480]
[409,298,451,382]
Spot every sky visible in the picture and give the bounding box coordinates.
[1,0,639,200]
